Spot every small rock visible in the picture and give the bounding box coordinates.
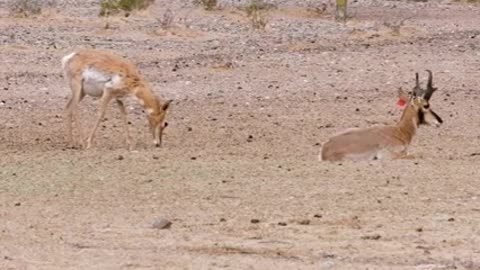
[116,155,124,160]
[361,234,381,240]
[152,218,172,229]
[447,217,455,222]
[250,219,260,224]
[219,218,226,222]
[313,214,322,218]
[277,222,287,226]
[298,219,310,225]
[14,202,21,206]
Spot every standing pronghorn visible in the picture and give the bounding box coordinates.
[62,49,172,149]
[320,70,443,161]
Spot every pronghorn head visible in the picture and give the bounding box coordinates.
[148,99,172,147]
[397,70,443,127]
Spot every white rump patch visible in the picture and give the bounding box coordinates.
[61,52,77,69]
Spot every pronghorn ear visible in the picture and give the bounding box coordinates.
[397,88,408,107]
[162,99,172,111]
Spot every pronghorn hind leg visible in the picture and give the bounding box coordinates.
[85,90,113,149]
[64,77,85,148]
[116,99,132,150]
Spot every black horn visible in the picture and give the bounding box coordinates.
[424,69,437,101]
[413,72,422,96]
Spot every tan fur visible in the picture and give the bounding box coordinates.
[62,49,171,149]
[320,92,442,162]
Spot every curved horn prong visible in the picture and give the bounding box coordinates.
[413,72,421,96]
[426,69,433,89]
[424,69,436,101]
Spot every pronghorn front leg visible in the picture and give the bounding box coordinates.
[116,99,132,150]
[64,77,85,148]
[85,90,114,149]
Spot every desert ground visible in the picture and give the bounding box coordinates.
[1,0,480,269]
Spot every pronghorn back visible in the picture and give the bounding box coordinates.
[62,49,143,85]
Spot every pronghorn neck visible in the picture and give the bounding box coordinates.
[395,104,419,143]
[134,86,159,114]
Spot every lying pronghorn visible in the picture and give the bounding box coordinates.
[62,49,172,149]
[320,70,443,161]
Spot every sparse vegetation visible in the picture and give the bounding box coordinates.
[243,0,275,16]
[311,3,328,16]
[8,0,56,17]
[384,20,404,36]
[194,0,218,11]
[335,0,347,22]
[243,0,274,31]
[249,9,268,30]
[159,8,175,29]
[99,0,155,17]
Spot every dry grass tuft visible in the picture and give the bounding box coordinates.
[99,0,155,17]
[242,0,274,31]
[8,0,57,17]
[194,0,218,11]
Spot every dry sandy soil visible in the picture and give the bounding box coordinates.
[1,0,480,269]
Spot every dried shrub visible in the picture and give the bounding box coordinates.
[8,0,57,17]
[159,8,175,29]
[243,0,273,31]
[99,0,155,16]
[194,0,217,11]
[335,0,347,22]
[383,20,404,36]
[243,0,275,16]
[249,9,268,30]
[312,3,327,16]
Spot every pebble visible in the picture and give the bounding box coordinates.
[152,218,172,229]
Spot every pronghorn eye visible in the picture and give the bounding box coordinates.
[164,122,168,128]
